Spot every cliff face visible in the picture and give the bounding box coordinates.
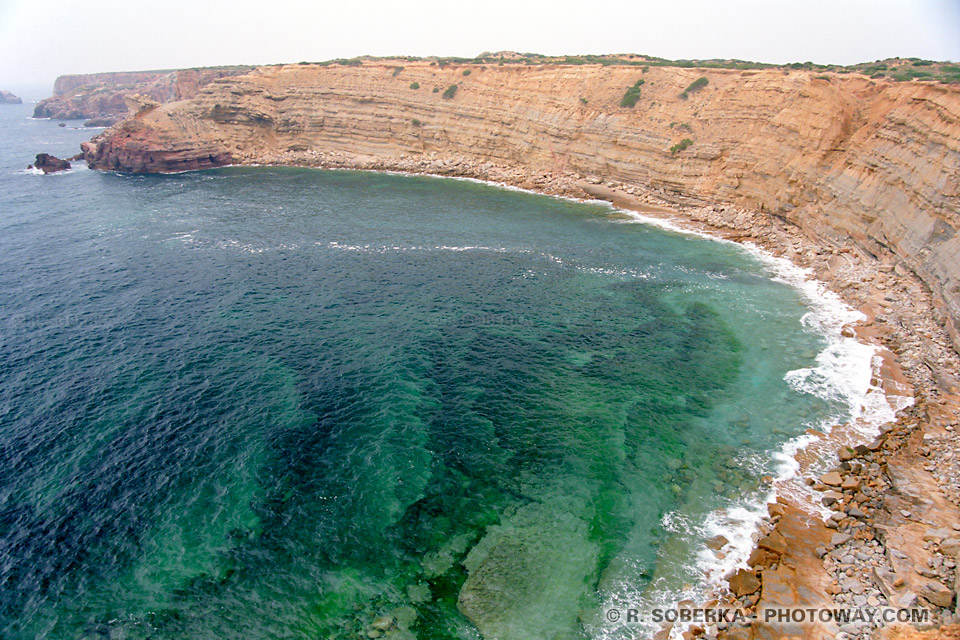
[34,67,253,124]
[80,62,960,347]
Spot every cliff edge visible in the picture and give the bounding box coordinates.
[80,60,960,353]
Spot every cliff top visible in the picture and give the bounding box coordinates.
[283,52,960,85]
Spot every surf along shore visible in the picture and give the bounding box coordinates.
[225,150,960,640]
[71,58,960,638]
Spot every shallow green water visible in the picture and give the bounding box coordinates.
[0,106,850,639]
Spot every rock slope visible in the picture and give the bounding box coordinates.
[80,61,960,351]
[34,66,253,125]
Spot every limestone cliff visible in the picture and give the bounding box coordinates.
[79,61,960,348]
[34,66,254,124]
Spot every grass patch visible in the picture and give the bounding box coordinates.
[409,82,420,90]
[392,66,404,77]
[580,97,588,104]
[442,84,458,99]
[620,79,645,108]
[670,138,693,154]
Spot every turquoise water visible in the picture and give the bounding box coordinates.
[0,105,847,639]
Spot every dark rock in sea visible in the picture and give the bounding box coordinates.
[58,123,66,127]
[33,153,71,174]
[0,90,22,104]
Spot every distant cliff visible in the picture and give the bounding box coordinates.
[34,66,253,125]
[0,90,21,104]
[80,60,960,349]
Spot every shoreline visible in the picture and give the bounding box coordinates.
[216,152,960,638]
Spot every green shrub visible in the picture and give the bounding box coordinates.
[580,97,588,104]
[462,69,472,76]
[682,77,709,97]
[410,82,420,90]
[815,75,831,81]
[411,118,421,126]
[678,123,693,132]
[620,79,645,107]
[669,121,677,128]
[442,84,458,99]
[432,87,440,93]
[670,138,693,154]
[392,66,404,77]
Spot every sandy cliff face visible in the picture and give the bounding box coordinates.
[80,62,960,348]
[35,67,254,124]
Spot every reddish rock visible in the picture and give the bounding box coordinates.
[729,569,761,596]
[706,535,729,551]
[747,547,779,569]
[81,118,233,173]
[33,153,71,174]
[757,529,788,556]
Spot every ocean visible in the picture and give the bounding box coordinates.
[0,103,892,639]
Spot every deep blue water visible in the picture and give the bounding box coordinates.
[0,104,846,639]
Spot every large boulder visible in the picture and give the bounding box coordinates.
[32,153,71,174]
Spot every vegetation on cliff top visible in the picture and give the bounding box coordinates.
[295,52,960,85]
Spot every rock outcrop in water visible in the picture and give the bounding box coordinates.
[33,66,253,125]
[31,153,70,173]
[0,90,22,104]
[79,60,960,355]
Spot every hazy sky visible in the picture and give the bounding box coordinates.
[1,0,959,96]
